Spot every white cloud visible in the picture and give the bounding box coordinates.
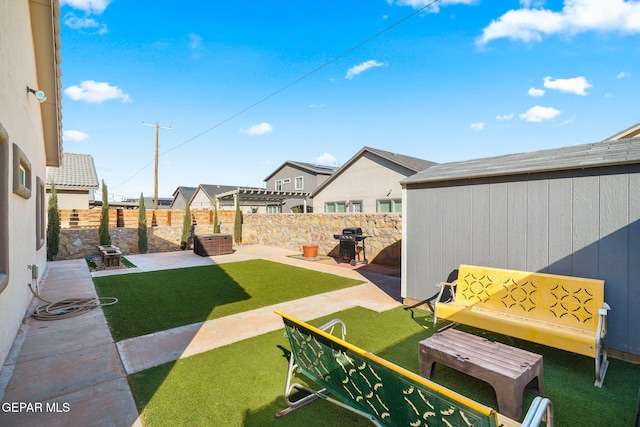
[188,33,203,50]
[314,152,337,165]
[497,113,514,121]
[528,87,546,97]
[617,71,631,78]
[477,0,640,45]
[62,12,108,33]
[240,122,274,136]
[470,122,485,131]
[519,105,561,122]
[543,76,592,95]
[60,0,111,14]
[345,60,386,79]
[63,130,89,142]
[64,80,132,103]
[390,0,478,13]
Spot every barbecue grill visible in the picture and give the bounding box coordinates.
[333,227,368,266]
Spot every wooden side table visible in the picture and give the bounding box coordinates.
[419,328,543,420]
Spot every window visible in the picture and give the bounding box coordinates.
[13,143,32,199]
[351,202,362,213]
[275,180,283,191]
[0,123,9,293]
[36,177,45,249]
[325,201,346,213]
[295,176,303,190]
[282,178,291,184]
[267,205,281,213]
[378,199,401,213]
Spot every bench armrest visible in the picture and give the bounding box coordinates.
[595,302,610,388]
[433,280,457,329]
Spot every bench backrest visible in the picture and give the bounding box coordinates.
[277,310,499,427]
[455,265,605,331]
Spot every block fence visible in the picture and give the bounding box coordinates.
[54,211,402,266]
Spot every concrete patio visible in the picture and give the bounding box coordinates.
[0,245,402,427]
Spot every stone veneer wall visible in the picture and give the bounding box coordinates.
[55,213,402,266]
[242,213,402,265]
[56,224,234,260]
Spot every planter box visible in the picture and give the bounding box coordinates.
[193,234,233,257]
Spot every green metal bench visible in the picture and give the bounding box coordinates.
[275,310,554,426]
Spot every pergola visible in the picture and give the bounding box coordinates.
[215,188,312,212]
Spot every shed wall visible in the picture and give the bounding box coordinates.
[403,165,640,354]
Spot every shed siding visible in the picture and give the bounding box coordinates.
[404,165,640,354]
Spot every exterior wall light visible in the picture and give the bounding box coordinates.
[27,87,47,103]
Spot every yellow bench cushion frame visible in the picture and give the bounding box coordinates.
[434,265,610,387]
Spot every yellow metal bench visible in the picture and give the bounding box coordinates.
[275,310,554,426]
[434,265,610,387]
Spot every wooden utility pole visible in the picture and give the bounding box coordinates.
[142,122,171,209]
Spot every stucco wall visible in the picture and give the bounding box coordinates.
[313,153,408,213]
[0,0,50,367]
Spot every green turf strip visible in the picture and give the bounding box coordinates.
[128,306,640,427]
[93,259,364,341]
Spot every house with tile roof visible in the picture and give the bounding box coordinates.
[311,146,436,213]
[0,0,62,367]
[46,153,99,209]
[401,136,640,357]
[263,161,336,212]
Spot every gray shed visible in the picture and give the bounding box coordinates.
[401,137,640,355]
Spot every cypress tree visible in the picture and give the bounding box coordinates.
[138,193,148,253]
[233,194,242,245]
[213,202,220,233]
[46,184,60,261]
[181,204,191,250]
[99,180,111,245]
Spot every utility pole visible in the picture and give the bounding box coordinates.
[142,122,171,209]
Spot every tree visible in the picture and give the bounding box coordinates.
[98,180,111,245]
[138,193,148,253]
[233,194,242,245]
[46,184,60,261]
[213,201,220,233]
[180,204,192,250]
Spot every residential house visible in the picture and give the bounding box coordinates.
[169,186,197,209]
[603,122,640,141]
[46,152,98,209]
[189,184,267,213]
[263,161,336,212]
[400,137,640,357]
[312,146,435,213]
[0,0,62,367]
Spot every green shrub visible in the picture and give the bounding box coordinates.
[138,193,148,253]
[46,184,60,261]
[99,180,111,245]
[234,196,242,244]
[213,202,220,233]
[181,204,192,250]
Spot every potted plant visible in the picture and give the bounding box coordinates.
[302,244,319,258]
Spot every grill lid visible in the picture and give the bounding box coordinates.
[342,227,363,235]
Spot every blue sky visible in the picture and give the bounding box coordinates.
[58,0,640,200]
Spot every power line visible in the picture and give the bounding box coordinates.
[113,0,439,191]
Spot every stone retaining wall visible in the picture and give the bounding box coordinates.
[55,213,402,266]
[242,213,402,265]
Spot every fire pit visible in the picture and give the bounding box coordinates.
[333,227,368,266]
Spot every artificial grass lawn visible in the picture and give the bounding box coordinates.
[128,306,640,427]
[93,259,364,341]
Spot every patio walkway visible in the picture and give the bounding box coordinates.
[0,245,401,427]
